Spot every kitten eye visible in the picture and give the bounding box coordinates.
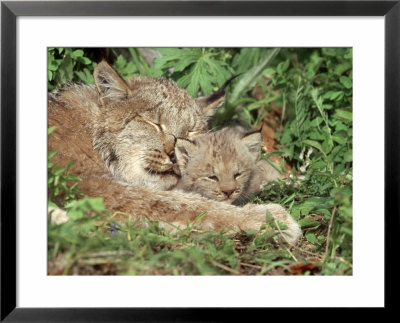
[207,175,219,181]
[234,173,242,179]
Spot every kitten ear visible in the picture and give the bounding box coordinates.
[195,74,239,118]
[174,138,197,173]
[241,131,262,159]
[94,60,131,106]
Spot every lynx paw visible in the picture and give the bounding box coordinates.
[243,203,302,245]
[48,206,69,225]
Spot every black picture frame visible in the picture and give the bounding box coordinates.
[1,0,398,321]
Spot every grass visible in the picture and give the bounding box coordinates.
[48,47,353,275]
[48,204,325,275]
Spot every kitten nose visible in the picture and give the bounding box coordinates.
[222,190,234,198]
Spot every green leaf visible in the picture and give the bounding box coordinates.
[344,48,352,59]
[48,53,60,72]
[244,229,259,235]
[299,218,320,228]
[194,212,208,224]
[332,135,346,145]
[48,126,57,135]
[277,59,290,75]
[67,208,84,221]
[339,76,352,89]
[322,139,333,154]
[333,109,352,123]
[53,166,65,176]
[54,54,74,85]
[78,56,92,65]
[330,186,352,199]
[172,49,202,72]
[232,48,259,74]
[334,61,352,75]
[263,67,276,75]
[70,49,84,59]
[177,62,202,97]
[87,197,106,212]
[75,68,94,84]
[229,48,280,105]
[303,139,325,155]
[113,55,127,70]
[48,61,59,72]
[329,91,344,101]
[275,221,288,231]
[48,149,59,159]
[343,149,353,162]
[305,231,318,245]
[48,200,58,208]
[340,226,353,235]
[157,48,201,70]
[154,49,231,97]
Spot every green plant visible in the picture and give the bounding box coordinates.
[48,48,97,90]
[254,48,353,274]
[149,48,234,97]
[48,47,353,275]
[48,48,149,90]
[47,126,82,207]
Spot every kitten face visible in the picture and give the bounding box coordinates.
[91,61,226,190]
[175,128,261,204]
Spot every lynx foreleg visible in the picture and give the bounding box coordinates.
[78,176,302,244]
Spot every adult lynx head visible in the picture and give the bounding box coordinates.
[88,61,228,190]
[174,128,264,204]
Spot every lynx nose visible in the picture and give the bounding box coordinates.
[168,150,176,163]
[163,135,177,164]
[222,190,234,198]
[163,144,174,155]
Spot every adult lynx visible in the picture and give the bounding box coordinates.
[48,61,301,243]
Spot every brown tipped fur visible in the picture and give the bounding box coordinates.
[48,61,301,244]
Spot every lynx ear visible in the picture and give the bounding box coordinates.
[93,60,131,106]
[195,74,239,118]
[174,138,197,173]
[241,131,262,159]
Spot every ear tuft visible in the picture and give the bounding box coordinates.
[93,60,131,106]
[195,74,239,118]
[241,131,262,159]
[195,93,226,118]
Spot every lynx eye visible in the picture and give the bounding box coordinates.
[144,119,162,132]
[234,173,242,179]
[188,131,201,138]
[207,175,219,181]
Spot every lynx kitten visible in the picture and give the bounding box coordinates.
[48,61,301,244]
[174,127,281,204]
